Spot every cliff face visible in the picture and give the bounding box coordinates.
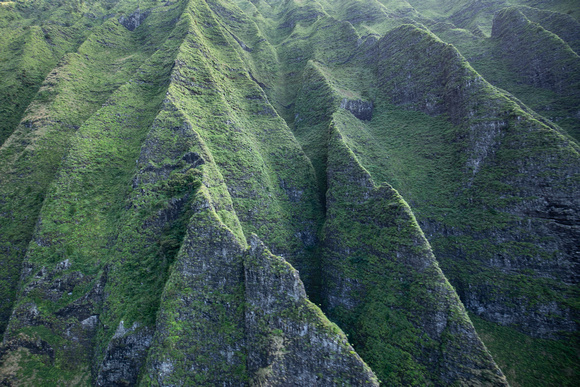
[321,120,506,385]
[0,0,578,386]
[492,7,580,97]
[366,23,579,335]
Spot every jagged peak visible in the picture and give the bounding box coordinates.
[1,1,578,386]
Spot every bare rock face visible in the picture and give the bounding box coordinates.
[1,261,107,374]
[340,98,373,121]
[96,323,154,386]
[119,9,151,31]
[245,236,378,386]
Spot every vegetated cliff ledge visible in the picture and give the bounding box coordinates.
[292,48,507,385]
[515,5,580,54]
[491,7,580,97]
[0,0,578,386]
[362,23,579,340]
[0,2,374,383]
[490,7,580,141]
[321,119,507,386]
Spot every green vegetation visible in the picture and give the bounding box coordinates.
[0,0,578,385]
[471,313,580,386]
[0,0,181,337]
[435,6,580,141]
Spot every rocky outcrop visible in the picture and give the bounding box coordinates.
[340,98,373,121]
[369,24,509,174]
[96,323,154,386]
[143,195,248,385]
[143,194,378,385]
[0,0,189,340]
[119,9,151,31]
[0,266,108,384]
[93,108,206,384]
[0,3,192,383]
[244,236,378,386]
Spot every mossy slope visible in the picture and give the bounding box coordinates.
[364,23,579,340]
[0,0,368,384]
[321,113,507,385]
[0,0,579,386]
[0,0,185,341]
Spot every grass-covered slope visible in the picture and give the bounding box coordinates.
[357,21,578,386]
[0,0,368,384]
[0,0,579,386]
[491,7,580,139]
[0,0,114,144]
[470,313,579,387]
[427,4,580,142]
[274,9,507,383]
[1,2,192,382]
[366,23,579,340]
[321,113,507,385]
[258,0,579,383]
[0,0,185,339]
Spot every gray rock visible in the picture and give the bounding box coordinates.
[119,9,150,31]
[340,98,373,121]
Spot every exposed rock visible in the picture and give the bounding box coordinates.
[340,98,373,121]
[144,195,248,386]
[245,236,378,386]
[95,323,154,386]
[1,268,108,378]
[118,9,150,31]
[369,24,508,173]
[144,195,377,385]
[94,104,207,385]
[0,334,55,384]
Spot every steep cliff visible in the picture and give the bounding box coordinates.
[0,0,578,386]
[366,21,579,338]
[492,7,580,97]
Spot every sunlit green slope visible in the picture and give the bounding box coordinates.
[0,0,578,385]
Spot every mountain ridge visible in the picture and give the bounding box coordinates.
[0,0,578,385]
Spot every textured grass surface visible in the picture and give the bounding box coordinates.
[0,0,578,385]
[470,313,579,386]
